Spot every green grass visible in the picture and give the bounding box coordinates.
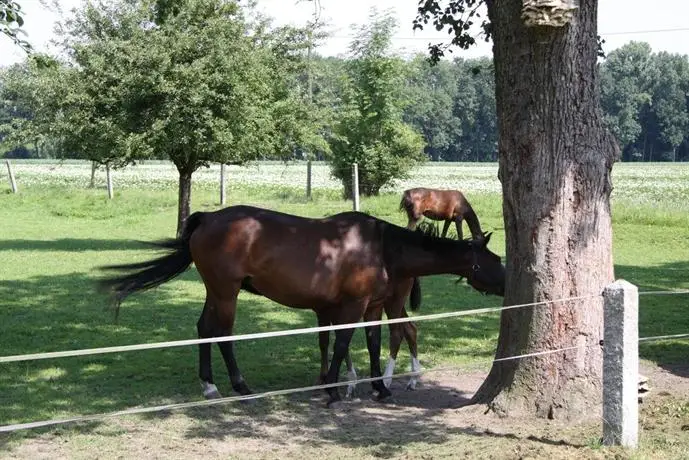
[0,162,688,457]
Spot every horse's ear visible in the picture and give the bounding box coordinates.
[483,232,492,245]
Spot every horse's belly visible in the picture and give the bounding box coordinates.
[249,277,335,310]
[422,210,447,220]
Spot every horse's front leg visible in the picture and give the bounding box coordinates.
[323,299,368,408]
[400,309,421,390]
[344,349,357,399]
[323,326,356,407]
[441,220,452,238]
[382,280,414,389]
[454,216,464,240]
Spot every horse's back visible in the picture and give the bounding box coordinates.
[189,205,388,306]
[402,187,466,220]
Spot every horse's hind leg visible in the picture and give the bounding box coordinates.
[197,301,222,399]
[316,311,330,385]
[209,287,253,397]
[362,305,391,401]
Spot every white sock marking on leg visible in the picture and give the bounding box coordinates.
[383,357,396,388]
[201,382,220,398]
[407,357,422,390]
[346,367,358,398]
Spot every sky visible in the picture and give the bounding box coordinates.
[2,0,689,67]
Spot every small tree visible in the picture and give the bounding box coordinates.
[34,0,320,235]
[329,8,425,197]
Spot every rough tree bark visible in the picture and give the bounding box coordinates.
[469,0,619,419]
[177,169,193,238]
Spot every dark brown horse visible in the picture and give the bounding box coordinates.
[99,205,505,407]
[400,187,484,240]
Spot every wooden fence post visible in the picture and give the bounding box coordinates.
[352,162,360,211]
[220,163,227,206]
[306,159,312,199]
[5,160,17,193]
[106,163,113,200]
[602,279,639,448]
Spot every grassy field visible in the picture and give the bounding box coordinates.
[0,160,688,459]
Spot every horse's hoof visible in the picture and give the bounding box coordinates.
[375,388,393,402]
[406,379,418,391]
[201,382,222,400]
[204,390,222,400]
[382,377,392,389]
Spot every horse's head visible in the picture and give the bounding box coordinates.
[465,232,505,297]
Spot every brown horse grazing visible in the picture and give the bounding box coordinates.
[400,188,487,350]
[98,205,505,407]
[400,187,484,240]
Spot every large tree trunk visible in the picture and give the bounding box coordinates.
[177,170,193,238]
[471,0,619,419]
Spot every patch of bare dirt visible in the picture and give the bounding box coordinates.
[1,362,687,460]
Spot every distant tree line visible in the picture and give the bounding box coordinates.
[5,37,689,166]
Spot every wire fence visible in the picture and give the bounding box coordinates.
[638,289,689,296]
[0,294,601,364]
[0,288,687,434]
[0,340,604,433]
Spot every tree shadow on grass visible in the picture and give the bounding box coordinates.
[0,238,149,252]
[615,260,689,378]
[0,264,503,447]
[170,377,586,456]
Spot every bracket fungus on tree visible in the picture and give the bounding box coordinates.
[521,0,579,27]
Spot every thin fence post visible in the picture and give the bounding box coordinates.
[5,160,17,193]
[220,163,227,206]
[106,163,113,200]
[602,279,639,449]
[306,159,312,199]
[352,162,360,211]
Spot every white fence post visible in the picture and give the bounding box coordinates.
[306,159,312,199]
[106,163,114,200]
[220,163,227,206]
[352,162,360,211]
[602,279,639,448]
[5,160,18,193]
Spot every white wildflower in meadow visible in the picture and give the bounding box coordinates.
[5,160,688,211]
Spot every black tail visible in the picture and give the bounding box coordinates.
[409,277,421,311]
[98,212,206,316]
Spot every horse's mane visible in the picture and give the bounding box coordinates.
[381,219,472,256]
